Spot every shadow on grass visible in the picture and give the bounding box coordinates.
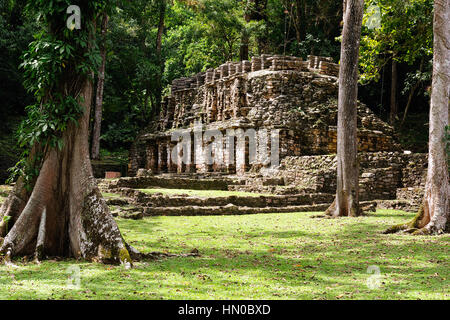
[2,211,448,299]
[119,215,448,298]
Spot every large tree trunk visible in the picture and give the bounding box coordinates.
[385,0,449,235]
[324,0,364,218]
[91,13,109,160]
[0,79,132,264]
[389,54,398,126]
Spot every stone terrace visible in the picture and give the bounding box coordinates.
[114,54,426,218]
[129,54,399,177]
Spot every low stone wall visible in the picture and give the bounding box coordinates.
[400,153,428,188]
[375,200,419,213]
[121,150,429,208]
[396,187,424,206]
[143,204,331,216]
[92,160,127,179]
[109,176,232,191]
[257,152,428,201]
[116,188,335,208]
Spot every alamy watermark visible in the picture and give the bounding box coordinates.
[66,265,81,289]
[168,120,280,169]
[66,5,81,30]
[366,265,382,290]
[365,4,381,30]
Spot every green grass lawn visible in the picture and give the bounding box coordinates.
[0,210,448,300]
[138,188,269,198]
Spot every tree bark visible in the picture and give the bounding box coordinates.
[240,34,250,61]
[257,0,269,54]
[400,58,425,128]
[0,78,132,264]
[385,0,449,235]
[240,0,252,61]
[91,13,109,160]
[241,0,268,55]
[294,0,307,43]
[324,0,364,218]
[389,54,398,126]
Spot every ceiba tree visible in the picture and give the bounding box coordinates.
[0,0,132,263]
[324,0,365,217]
[385,0,449,235]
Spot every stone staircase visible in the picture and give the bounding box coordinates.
[109,187,337,216]
[99,151,427,218]
[143,203,332,216]
[104,184,385,217]
[100,174,337,216]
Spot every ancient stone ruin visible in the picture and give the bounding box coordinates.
[113,54,427,218]
[129,54,399,176]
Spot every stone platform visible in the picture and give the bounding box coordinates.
[129,54,399,178]
[122,54,426,217]
[101,150,426,218]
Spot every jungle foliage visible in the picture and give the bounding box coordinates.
[0,0,435,161]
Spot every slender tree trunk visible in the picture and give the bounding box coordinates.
[143,82,151,122]
[324,0,364,218]
[240,34,250,61]
[385,0,449,235]
[257,0,269,54]
[241,0,268,55]
[240,0,251,61]
[0,80,132,264]
[152,0,166,121]
[295,0,307,42]
[91,13,109,160]
[400,83,419,128]
[401,58,425,128]
[389,54,398,126]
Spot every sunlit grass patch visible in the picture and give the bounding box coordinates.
[0,209,448,300]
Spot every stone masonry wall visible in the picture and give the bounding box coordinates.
[129,54,400,177]
[264,152,428,202]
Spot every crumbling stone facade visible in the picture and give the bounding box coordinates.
[129,54,400,177]
[113,55,430,217]
[254,151,428,203]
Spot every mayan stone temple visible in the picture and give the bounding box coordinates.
[116,54,427,216]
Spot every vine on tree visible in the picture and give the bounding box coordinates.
[7,0,113,186]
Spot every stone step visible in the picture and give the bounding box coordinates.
[108,176,234,191]
[143,203,332,216]
[227,184,278,194]
[228,184,316,195]
[243,177,285,186]
[375,199,419,213]
[142,201,379,216]
[133,192,336,208]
